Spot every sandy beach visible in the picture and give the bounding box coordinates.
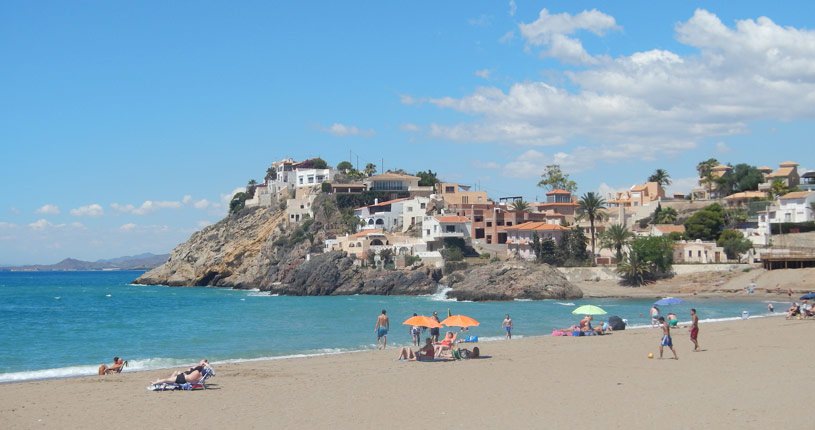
[1,315,811,429]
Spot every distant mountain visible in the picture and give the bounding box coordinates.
[0,253,170,271]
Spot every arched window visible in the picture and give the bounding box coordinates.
[375,219,385,225]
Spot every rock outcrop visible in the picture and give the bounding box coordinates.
[441,261,582,301]
[135,196,583,301]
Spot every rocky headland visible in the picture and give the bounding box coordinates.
[134,196,583,301]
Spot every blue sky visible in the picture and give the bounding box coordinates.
[1,1,813,265]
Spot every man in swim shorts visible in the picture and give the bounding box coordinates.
[658,317,677,360]
[375,309,389,350]
[502,314,513,340]
[429,311,440,342]
[689,308,700,352]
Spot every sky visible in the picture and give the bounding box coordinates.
[1,1,814,265]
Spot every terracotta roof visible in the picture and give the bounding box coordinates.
[724,191,768,200]
[653,224,686,234]
[779,161,799,167]
[630,183,648,191]
[779,191,814,200]
[768,167,795,178]
[712,165,732,171]
[435,216,470,223]
[757,166,773,172]
[535,202,578,207]
[505,222,569,231]
[546,189,572,195]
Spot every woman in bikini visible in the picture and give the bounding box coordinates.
[151,359,209,385]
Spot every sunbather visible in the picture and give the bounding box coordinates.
[98,357,126,375]
[397,338,436,361]
[457,347,480,359]
[151,359,209,385]
[434,332,458,356]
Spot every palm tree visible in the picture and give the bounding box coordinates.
[265,167,277,182]
[511,200,530,212]
[600,224,633,261]
[577,192,607,261]
[616,251,648,286]
[364,163,377,177]
[648,169,672,187]
[653,207,678,224]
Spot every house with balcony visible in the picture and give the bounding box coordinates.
[355,198,409,231]
[533,189,579,221]
[723,191,769,208]
[400,196,430,233]
[446,202,562,245]
[364,173,420,192]
[799,171,815,192]
[770,191,815,224]
[505,222,570,261]
[294,167,332,188]
[329,229,391,259]
[691,164,732,200]
[422,215,472,250]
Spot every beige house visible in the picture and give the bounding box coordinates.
[724,191,769,207]
[364,173,420,192]
[608,182,664,208]
[649,224,686,237]
[759,161,800,191]
[505,222,570,261]
[437,182,489,206]
[673,240,725,264]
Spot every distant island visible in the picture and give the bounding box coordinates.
[0,253,170,272]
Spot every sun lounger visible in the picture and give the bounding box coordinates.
[147,365,215,391]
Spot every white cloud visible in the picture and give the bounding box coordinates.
[519,8,619,64]
[120,223,137,232]
[715,141,731,154]
[667,177,700,195]
[499,31,515,44]
[400,123,420,133]
[413,9,815,167]
[35,204,60,215]
[0,221,17,229]
[474,69,491,79]
[70,204,104,217]
[323,123,375,137]
[508,0,517,17]
[70,222,86,230]
[468,14,492,27]
[182,195,192,205]
[193,199,212,209]
[221,187,246,209]
[29,219,54,230]
[111,200,182,215]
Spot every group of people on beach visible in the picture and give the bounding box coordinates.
[786,300,814,319]
[654,308,700,359]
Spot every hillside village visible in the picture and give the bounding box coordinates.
[229,156,815,282]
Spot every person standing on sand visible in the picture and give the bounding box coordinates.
[375,309,389,350]
[502,314,513,340]
[689,308,700,352]
[410,313,421,346]
[650,305,660,327]
[429,311,441,342]
[658,317,678,360]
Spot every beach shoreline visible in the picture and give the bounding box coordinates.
[1,315,811,429]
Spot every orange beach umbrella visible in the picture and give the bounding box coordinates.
[403,315,443,329]
[441,314,480,328]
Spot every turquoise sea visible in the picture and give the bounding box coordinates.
[0,271,785,383]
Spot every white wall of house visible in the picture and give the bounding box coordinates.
[356,200,407,231]
[286,193,317,224]
[673,240,725,263]
[771,193,815,223]
[421,216,472,243]
[295,168,332,188]
[401,197,429,232]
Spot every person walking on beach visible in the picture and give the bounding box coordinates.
[658,317,678,360]
[689,308,700,352]
[429,311,441,342]
[375,309,389,350]
[502,314,513,340]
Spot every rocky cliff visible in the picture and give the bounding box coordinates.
[440,261,582,301]
[135,196,582,301]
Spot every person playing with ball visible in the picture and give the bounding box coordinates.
[658,316,678,360]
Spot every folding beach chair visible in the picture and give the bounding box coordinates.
[147,365,215,391]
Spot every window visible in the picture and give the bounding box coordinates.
[407,206,413,212]
[486,221,492,227]
[462,196,469,204]
[445,225,455,233]
[425,229,430,236]
[688,251,692,257]
[445,186,455,193]
[420,203,426,209]
[507,222,513,226]
[697,250,702,257]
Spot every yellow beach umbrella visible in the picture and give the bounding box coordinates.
[571,305,607,315]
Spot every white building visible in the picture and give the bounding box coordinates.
[286,188,318,224]
[400,196,429,232]
[422,215,473,250]
[355,198,409,231]
[770,191,815,223]
[295,168,332,188]
[673,240,725,264]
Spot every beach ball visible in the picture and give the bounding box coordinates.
[648,353,654,359]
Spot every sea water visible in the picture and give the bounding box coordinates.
[0,271,783,382]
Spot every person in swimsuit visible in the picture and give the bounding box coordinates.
[689,308,700,351]
[502,314,513,340]
[375,309,389,350]
[396,338,436,361]
[658,317,677,360]
[98,357,126,375]
[429,311,440,342]
[667,313,678,327]
[650,305,660,327]
[151,359,209,385]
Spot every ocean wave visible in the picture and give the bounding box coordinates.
[420,286,456,302]
[555,302,575,306]
[0,357,194,384]
[514,299,532,302]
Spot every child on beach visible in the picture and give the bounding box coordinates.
[658,317,678,360]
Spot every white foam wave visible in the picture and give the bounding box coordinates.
[246,292,277,297]
[0,357,193,384]
[514,299,532,302]
[421,286,455,301]
[555,302,575,306]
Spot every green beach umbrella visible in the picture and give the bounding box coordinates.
[572,305,607,315]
